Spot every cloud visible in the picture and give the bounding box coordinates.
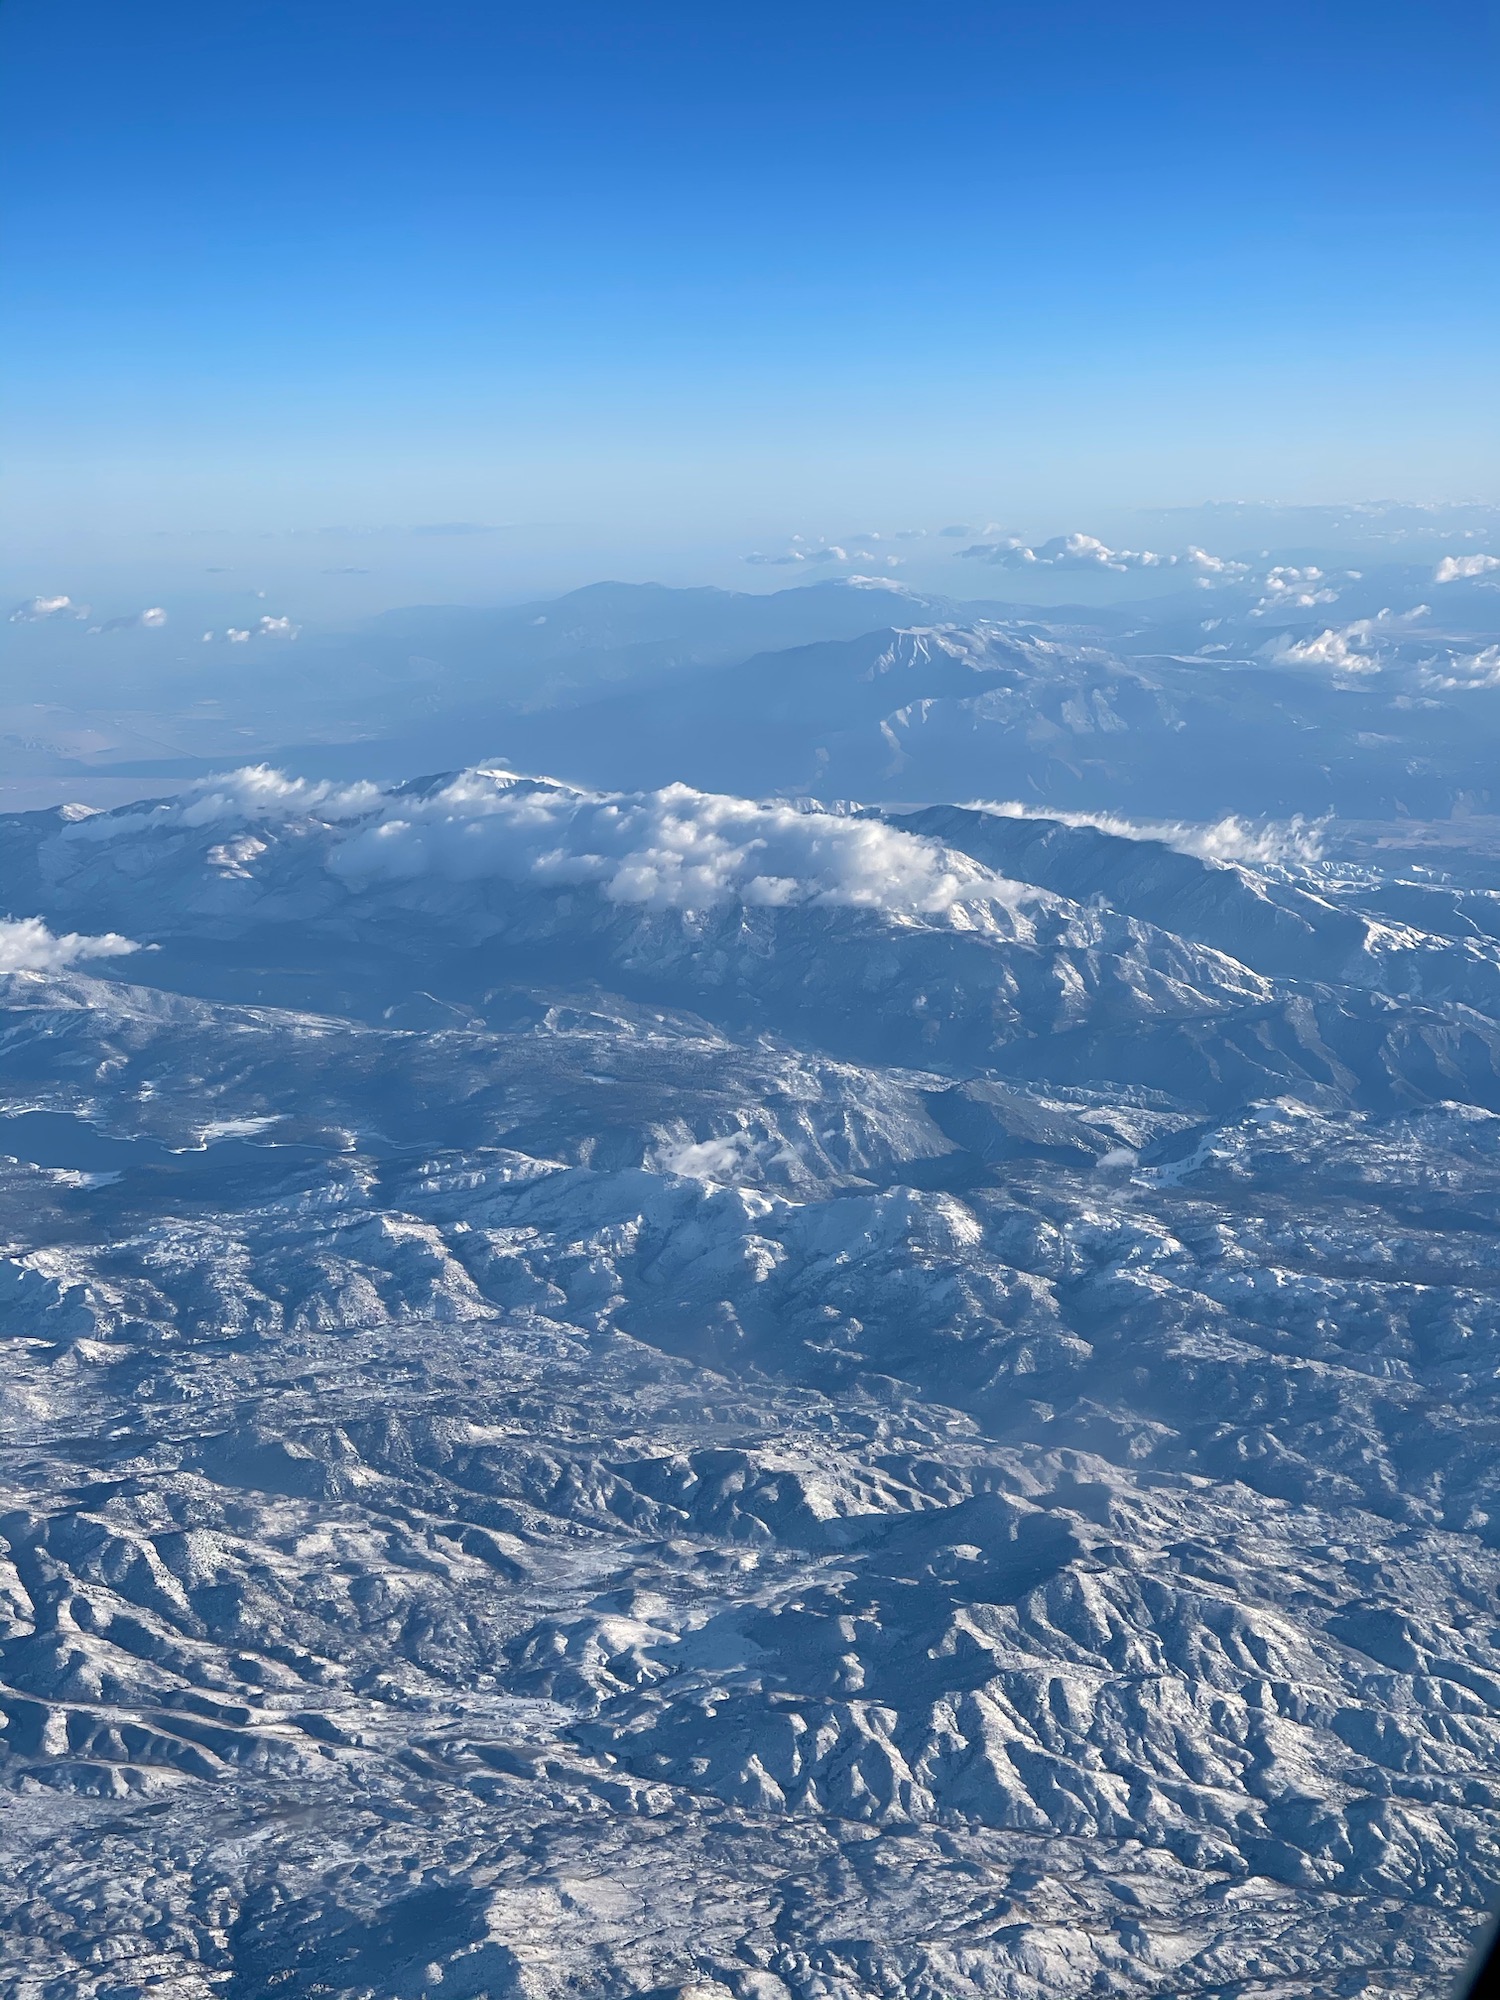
[10,594,89,622]
[1266,627,1377,674]
[207,616,297,642]
[94,607,168,633]
[61,767,385,846]
[959,534,1251,581]
[326,773,1030,919]
[1422,644,1500,689]
[97,767,1035,924]
[744,536,900,570]
[1264,606,1429,676]
[1435,552,1500,583]
[745,539,849,567]
[174,767,384,828]
[0,916,138,975]
[1183,547,1252,580]
[973,801,1326,868]
[1249,565,1340,616]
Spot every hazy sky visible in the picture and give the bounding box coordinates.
[2,0,1496,598]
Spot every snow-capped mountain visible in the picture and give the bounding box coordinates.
[1,765,1498,1997]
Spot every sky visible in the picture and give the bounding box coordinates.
[1,0,1497,608]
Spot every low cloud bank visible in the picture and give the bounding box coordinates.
[71,768,1034,922]
[327,774,1024,916]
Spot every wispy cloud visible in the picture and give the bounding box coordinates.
[744,535,903,571]
[972,800,1326,868]
[93,607,168,633]
[745,541,849,567]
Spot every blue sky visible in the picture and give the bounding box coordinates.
[2,0,1496,597]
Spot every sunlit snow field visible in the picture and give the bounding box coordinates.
[4,552,1500,1996]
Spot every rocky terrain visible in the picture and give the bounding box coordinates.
[0,762,1498,1996]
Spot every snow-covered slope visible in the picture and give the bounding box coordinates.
[485,611,1500,819]
[0,768,1496,1998]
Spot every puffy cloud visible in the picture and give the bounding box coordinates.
[208,615,299,641]
[116,767,1030,922]
[61,766,385,847]
[326,772,1029,918]
[10,594,89,622]
[0,916,137,974]
[1266,627,1377,674]
[1265,606,1429,676]
[1435,552,1500,583]
[1249,566,1340,616]
[175,767,384,829]
[975,801,1326,868]
[1184,547,1252,581]
[958,532,1239,574]
[1422,644,1500,689]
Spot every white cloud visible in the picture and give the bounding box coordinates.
[1264,607,1429,676]
[10,595,89,622]
[973,801,1326,868]
[1266,626,1378,674]
[1435,552,1500,583]
[61,766,385,847]
[1417,643,1500,690]
[176,767,384,829]
[0,916,137,974]
[325,773,1031,919]
[958,532,1245,576]
[103,768,1030,922]
[1249,565,1340,616]
[255,614,300,638]
[745,538,849,567]
[59,767,1056,925]
[226,628,251,643]
[94,607,168,633]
